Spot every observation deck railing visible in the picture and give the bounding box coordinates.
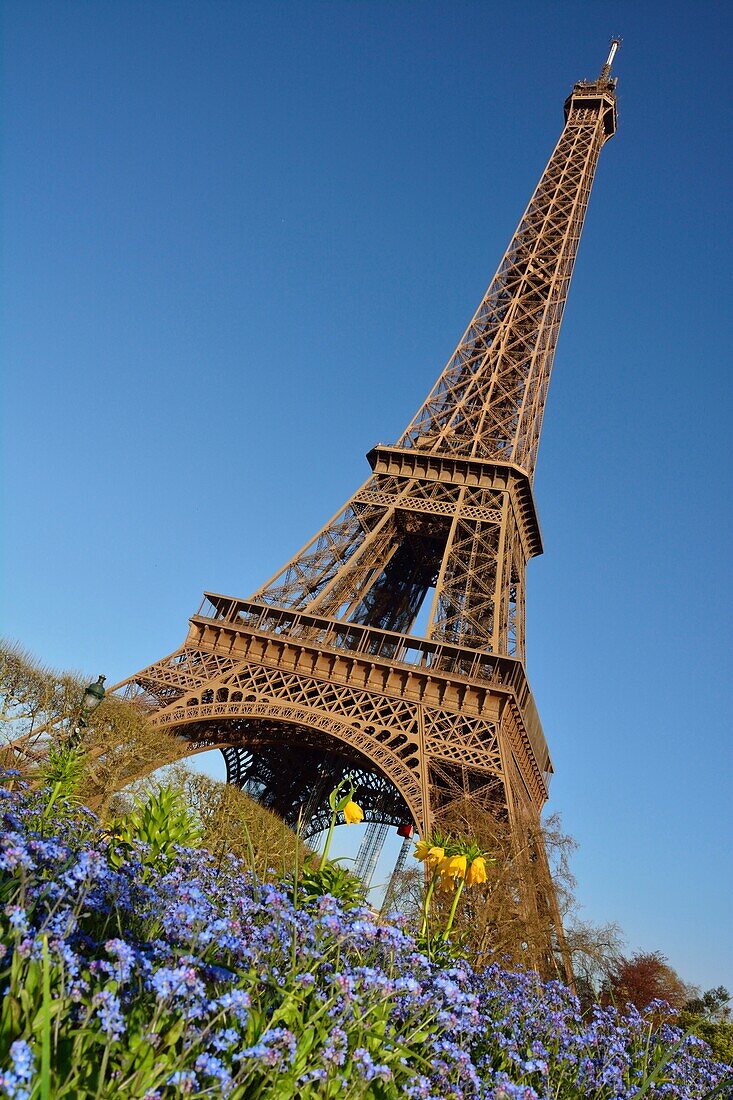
[193,593,552,790]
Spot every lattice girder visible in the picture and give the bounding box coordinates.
[252,448,541,660]
[396,83,613,475]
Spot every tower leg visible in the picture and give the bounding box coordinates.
[380,833,414,915]
[354,821,390,889]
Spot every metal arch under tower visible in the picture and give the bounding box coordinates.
[113,44,620,983]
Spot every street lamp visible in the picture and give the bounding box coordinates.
[68,675,106,746]
[81,675,106,716]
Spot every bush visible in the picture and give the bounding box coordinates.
[1,776,731,1099]
[156,764,312,880]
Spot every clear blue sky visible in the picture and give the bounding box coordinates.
[2,1,731,992]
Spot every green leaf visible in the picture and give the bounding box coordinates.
[632,1035,689,1099]
[335,789,356,812]
[40,936,51,1100]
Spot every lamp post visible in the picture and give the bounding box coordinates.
[68,675,106,746]
[82,675,106,716]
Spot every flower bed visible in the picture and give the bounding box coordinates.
[0,779,730,1099]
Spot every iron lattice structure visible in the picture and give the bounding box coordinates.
[116,47,619,980]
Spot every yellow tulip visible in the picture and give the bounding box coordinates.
[425,846,445,868]
[414,839,432,862]
[465,856,488,886]
[437,870,456,892]
[342,800,364,825]
[444,854,467,880]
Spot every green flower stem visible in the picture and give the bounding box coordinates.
[319,806,338,867]
[40,935,51,1100]
[442,877,466,941]
[94,1043,111,1099]
[419,867,440,937]
[41,781,63,822]
[320,775,354,866]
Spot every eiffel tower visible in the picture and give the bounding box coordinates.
[118,44,619,975]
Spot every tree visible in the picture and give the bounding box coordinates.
[0,642,82,750]
[1,640,202,813]
[564,918,626,1009]
[683,986,731,1023]
[409,800,580,981]
[602,951,692,1015]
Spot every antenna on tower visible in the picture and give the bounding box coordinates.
[599,38,621,82]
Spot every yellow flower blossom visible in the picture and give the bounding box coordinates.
[465,856,488,886]
[443,854,467,880]
[413,839,432,862]
[425,846,445,868]
[342,800,364,825]
[437,870,456,892]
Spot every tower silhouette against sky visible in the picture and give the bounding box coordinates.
[118,44,619,975]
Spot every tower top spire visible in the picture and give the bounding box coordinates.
[599,38,621,82]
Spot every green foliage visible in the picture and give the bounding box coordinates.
[106,785,203,876]
[3,782,729,1100]
[41,740,86,798]
[681,989,733,1065]
[295,859,366,910]
[287,775,366,909]
[415,929,470,967]
[328,775,357,814]
[33,740,89,826]
[680,1015,733,1068]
